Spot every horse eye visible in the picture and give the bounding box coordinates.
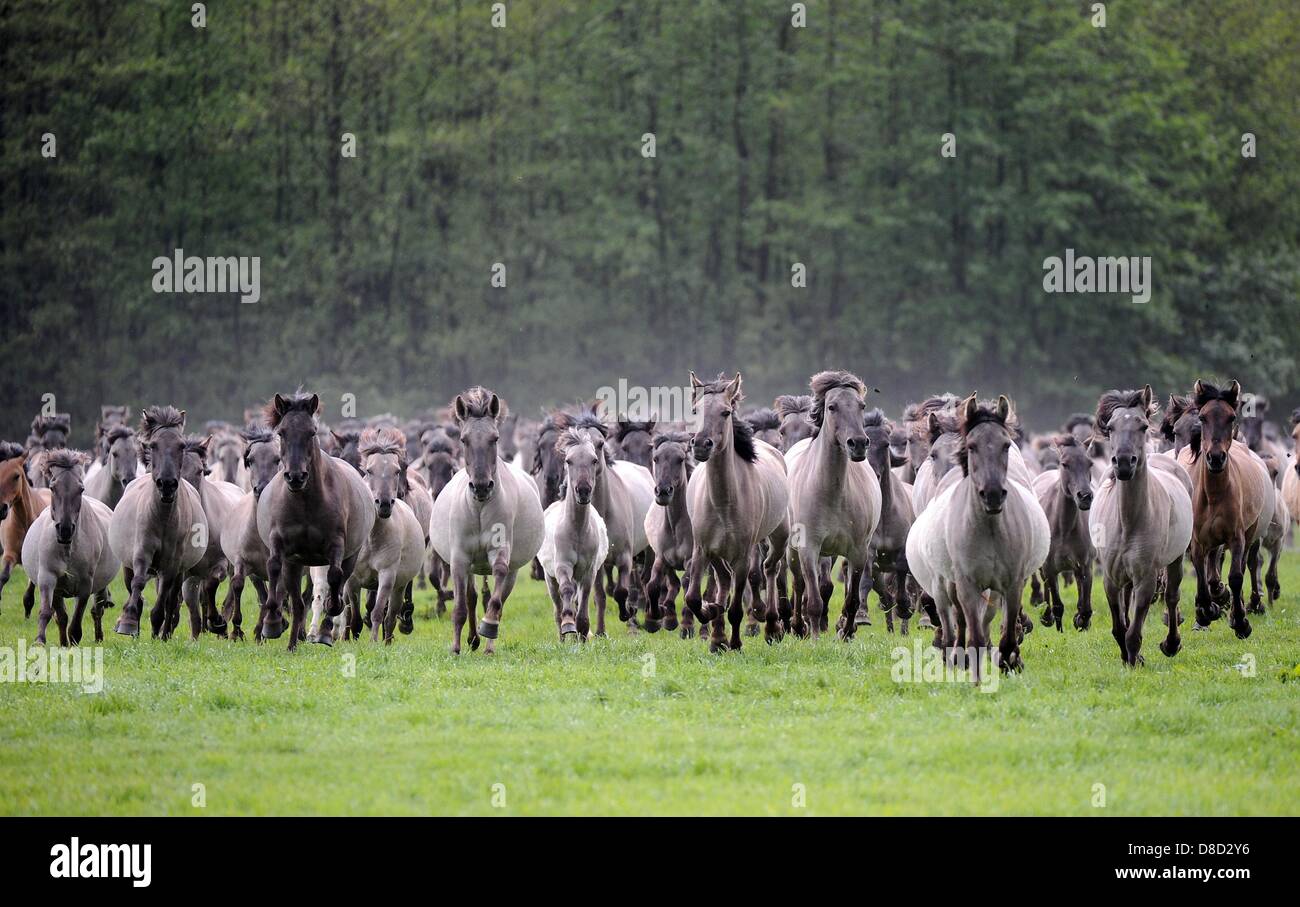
[721,410,732,418]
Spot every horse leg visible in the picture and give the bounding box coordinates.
[1045,569,1066,633]
[663,567,681,632]
[220,568,245,641]
[377,576,401,645]
[545,574,564,638]
[873,569,895,634]
[1191,543,1214,630]
[23,580,36,619]
[1102,575,1127,662]
[997,582,1025,673]
[0,556,12,613]
[181,577,204,641]
[1226,535,1251,639]
[681,544,710,625]
[577,575,593,642]
[450,561,470,655]
[835,563,868,641]
[69,593,89,646]
[954,578,992,684]
[797,545,825,639]
[261,545,288,640]
[1029,571,1044,607]
[114,559,149,636]
[1245,540,1265,615]
[1159,557,1183,657]
[1074,557,1094,630]
[708,556,734,654]
[789,549,809,638]
[398,580,415,634]
[759,543,785,643]
[644,555,665,628]
[818,557,835,633]
[34,584,56,646]
[203,573,227,636]
[724,555,753,652]
[90,592,106,643]
[1123,574,1158,667]
[1265,537,1282,605]
[284,563,308,651]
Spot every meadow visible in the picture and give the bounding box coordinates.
[1,559,1297,816]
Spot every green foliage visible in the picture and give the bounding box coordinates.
[2,0,1298,438]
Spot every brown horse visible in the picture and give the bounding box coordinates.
[0,443,51,614]
[1176,380,1273,638]
[256,392,375,650]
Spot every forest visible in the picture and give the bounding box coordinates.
[2,0,1298,440]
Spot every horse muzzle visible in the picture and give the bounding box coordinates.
[1075,491,1094,511]
[846,438,868,461]
[56,525,76,545]
[1207,452,1228,473]
[574,486,593,505]
[980,488,1007,514]
[285,472,309,492]
[654,485,674,505]
[692,439,714,462]
[156,477,178,504]
[375,500,393,519]
[470,480,495,502]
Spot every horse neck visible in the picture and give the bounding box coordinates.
[665,473,690,529]
[809,428,848,501]
[11,470,42,522]
[1195,452,1236,504]
[564,484,591,531]
[1117,460,1153,528]
[877,464,894,509]
[705,428,742,503]
[1053,471,1078,519]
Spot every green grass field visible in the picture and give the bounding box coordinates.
[1,556,1297,816]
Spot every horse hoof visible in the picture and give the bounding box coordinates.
[399,615,414,635]
[663,614,679,632]
[230,630,245,642]
[764,627,784,645]
[1159,638,1181,657]
[261,619,285,640]
[643,618,662,634]
[561,631,579,643]
[310,631,333,647]
[1232,619,1252,640]
[679,626,695,639]
[113,618,139,638]
[470,635,481,651]
[744,622,759,637]
[708,640,729,654]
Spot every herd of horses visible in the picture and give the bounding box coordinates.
[1,371,1296,680]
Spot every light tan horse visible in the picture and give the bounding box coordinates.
[682,372,789,652]
[784,371,880,641]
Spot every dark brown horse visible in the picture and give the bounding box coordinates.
[1176,380,1274,638]
[256,393,375,650]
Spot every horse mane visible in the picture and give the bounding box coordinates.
[1160,394,1196,442]
[729,418,758,463]
[862,407,888,429]
[43,448,89,475]
[359,427,408,463]
[241,426,274,447]
[553,410,614,464]
[912,393,960,422]
[181,434,210,461]
[0,441,26,462]
[1094,389,1154,438]
[809,370,866,431]
[615,419,656,442]
[743,408,781,433]
[333,428,361,445]
[264,391,321,429]
[653,431,694,449]
[31,413,71,436]
[957,398,1018,475]
[555,427,596,453]
[105,425,135,444]
[141,405,186,439]
[1193,380,1238,410]
[773,394,812,420]
[926,410,962,444]
[423,434,457,456]
[454,386,506,423]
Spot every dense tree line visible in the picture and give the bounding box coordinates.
[2,0,1298,442]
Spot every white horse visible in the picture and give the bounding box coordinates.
[429,388,544,654]
[23,451,120,646]
[907,395,1049,681]
[538,430,610,641]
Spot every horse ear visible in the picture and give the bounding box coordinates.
[727,372,743,401]
[963,393,979,425]
[489,394,501,420]
[1226,380,1241,408]
[308,394,320,416]
[689,370,703,389]
[453,395,468,422]
[927,412,941,437]
[996,395,1011,422]
[1139,385,1153,413]
[647,418,657,433]
[331,430,345,444]
[274,394,289,415]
